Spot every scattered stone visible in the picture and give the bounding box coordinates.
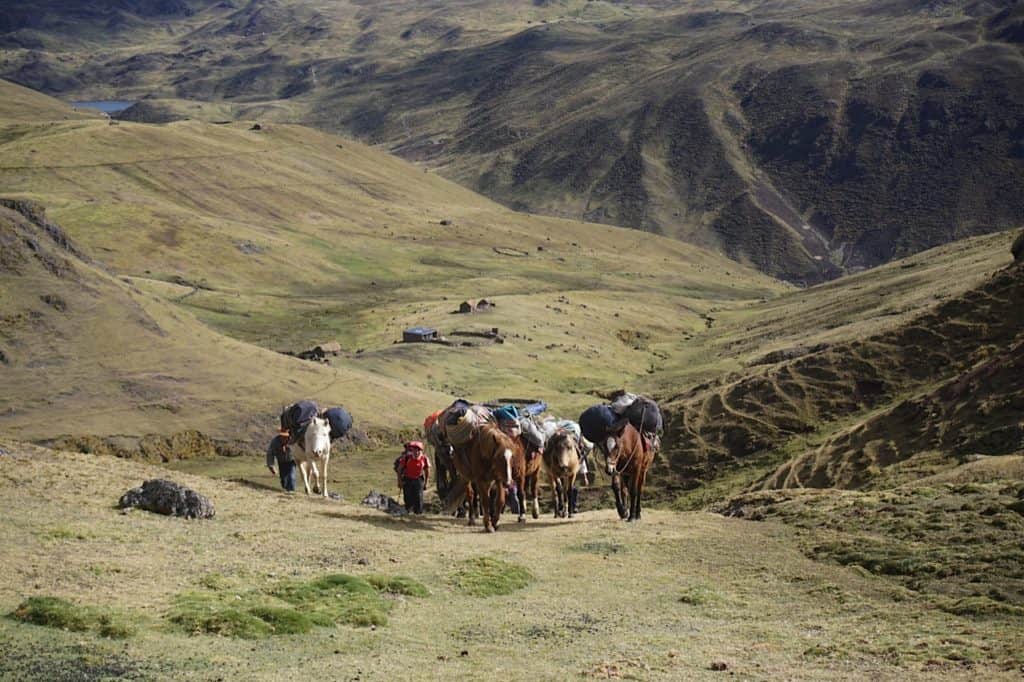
[118,479,214,519]
[249,123,262,131]
[361,490,407,515]
[710,661,729,671]
[439,219,452,225]
[1012,230,1024,262]
[235,240,264,255]
[39,294,67,312]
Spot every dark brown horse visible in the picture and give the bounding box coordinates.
[603,423,654,522]
[450,423,516,532]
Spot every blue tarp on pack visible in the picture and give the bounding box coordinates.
[520,401,547,417]
[323,406,353,441]
[579,404,618,444]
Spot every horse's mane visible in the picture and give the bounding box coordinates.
[478,422,514,451]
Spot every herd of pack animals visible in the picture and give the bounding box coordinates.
[286,394,663,532]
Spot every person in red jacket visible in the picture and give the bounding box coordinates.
[394,441,430,514]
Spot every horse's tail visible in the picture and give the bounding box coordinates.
[443,475,468,512]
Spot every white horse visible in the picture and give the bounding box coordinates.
[289,416,332,497]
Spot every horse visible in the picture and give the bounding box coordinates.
[288,416,332,497]
[602,423,654,522]
[542,430,580,518]
[460,423,516,532]
[425,418,456,501]
[509,434,543,522]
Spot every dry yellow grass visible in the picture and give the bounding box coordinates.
[2,440,1022,680]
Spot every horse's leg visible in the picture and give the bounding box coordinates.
[319,456,329,498]
[492,484,506,531]
[549,473,560,518]
[529,473,540,519]
[516,476,526,524]
[626,471,639,522]
[633,467,647,521]
[466,482,477,527]
[611,474,627,519]
[566,470,578,518]
[298,461,312,495]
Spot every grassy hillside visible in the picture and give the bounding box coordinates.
[3,1,1022,281]
[2,441,1022,679]
[659,238,1022,504]
[0,79,785,447]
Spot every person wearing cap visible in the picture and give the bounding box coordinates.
[266,431,295,492]
[394,441,430,514]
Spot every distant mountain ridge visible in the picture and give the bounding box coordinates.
[2,0,1022,283]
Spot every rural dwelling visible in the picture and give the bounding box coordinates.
[458,301,475,314]
[477,298,494,310]
[403,327,439,343]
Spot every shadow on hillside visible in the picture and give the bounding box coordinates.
[227,477,279,493]
[317,509,456,532]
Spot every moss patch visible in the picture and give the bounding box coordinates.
[170,572,427,638]
[11,597,135,638]
[366,575,430,598]
[451,557,533,597]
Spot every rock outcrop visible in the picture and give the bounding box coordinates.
[118,479,215,519]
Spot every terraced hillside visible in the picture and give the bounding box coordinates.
[659,235,1023,500]
[3,1,1022,281]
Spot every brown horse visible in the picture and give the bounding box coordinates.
[454,423,516,532]
[542,430,580,518]
[603,423,654,522]
[509,435,543,522]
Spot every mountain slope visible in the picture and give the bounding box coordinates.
[0,80,786,446]
[3,1,1021,282]
[657,232,1022,504]
[0,199,447,445]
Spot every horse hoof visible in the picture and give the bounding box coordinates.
[518,516,526,524]
[484,526,495,534]
[532,510,539,519]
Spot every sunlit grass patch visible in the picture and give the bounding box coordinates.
[270,573,390,627]
[170,572,429,638]
[678,583,723,607]
[11,596,135,639]
[450,557,532,597]
[366,575,430,598]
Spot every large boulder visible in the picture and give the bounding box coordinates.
[1013,230,1024,263]
[118,479,215,519]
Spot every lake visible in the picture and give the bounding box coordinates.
[70,100,136,114]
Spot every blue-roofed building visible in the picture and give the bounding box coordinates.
[402,326,439,343]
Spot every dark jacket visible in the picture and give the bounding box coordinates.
[266,435,291,468]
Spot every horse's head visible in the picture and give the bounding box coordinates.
[306,416,331,457]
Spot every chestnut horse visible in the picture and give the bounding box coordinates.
[452,424,516,532]
[509,434,543,522]
[542,430,580,518]
[603,423,654,522]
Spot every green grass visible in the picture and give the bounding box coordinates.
[11,597,135,639]
[677,584,722,607]
[366,575,430,598]
[169,571,427,638]
[450,557,533,597]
